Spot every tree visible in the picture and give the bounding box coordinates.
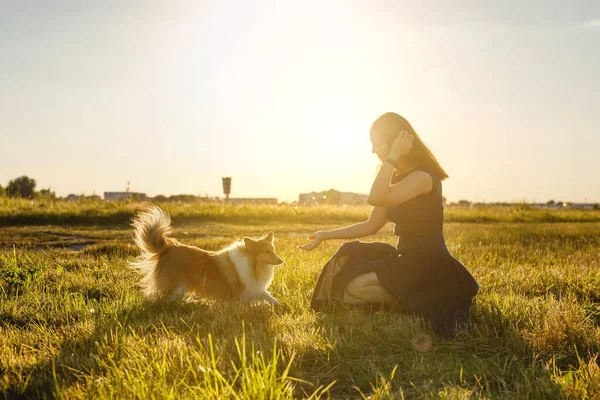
[7,176,37,198]
[457,200,472,207]
[38,187,56,199]
[0,184,5,197]
[547,200,555,206]
[169,194,197,202]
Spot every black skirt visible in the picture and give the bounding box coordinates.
[310,237,479,337]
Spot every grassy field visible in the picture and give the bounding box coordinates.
[1,198,600,226]
[1,203,599,398]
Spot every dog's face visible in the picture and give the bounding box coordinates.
[243,232,284,265]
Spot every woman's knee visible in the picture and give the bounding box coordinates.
[336,241,359,255]
[337,255,350,267]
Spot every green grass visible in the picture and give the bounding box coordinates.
[1,211,599,398]
[1,198,599,226]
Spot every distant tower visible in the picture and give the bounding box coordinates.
[126,180,131,193]
[222,177,232,200]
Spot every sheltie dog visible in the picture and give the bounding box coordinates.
[130,206,283,305]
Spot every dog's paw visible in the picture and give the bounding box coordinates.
[239,290,255,303]
[268,298,281,307]
[263,292,281,306]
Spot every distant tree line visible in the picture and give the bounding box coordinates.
[1,175,598,209]
[152,194,214,202]
[0,175,55,199]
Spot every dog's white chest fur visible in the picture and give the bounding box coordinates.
[228,245,274,297]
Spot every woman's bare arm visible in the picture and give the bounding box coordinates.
[299,207,388,250]
[324,206,389,239]
[367,170,432,207]
[368,130,432,206]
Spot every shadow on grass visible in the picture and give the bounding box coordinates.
[2,299,280,399]
[2,297,583,398]
[300,299,566,398]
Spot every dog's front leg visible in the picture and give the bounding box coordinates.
[263,292,281,306]
[239,289,256,303]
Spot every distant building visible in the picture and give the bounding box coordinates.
[565,203,596,210]
[299,190,368,205]
[534,203,597,210]
[339,192,369,204]
[104,192,147,201]
[66,194,81,202]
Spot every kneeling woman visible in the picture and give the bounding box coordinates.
[300,112,479,337]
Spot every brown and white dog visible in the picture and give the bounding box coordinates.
[130,206,283,305]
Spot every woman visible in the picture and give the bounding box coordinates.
[300,112,479,337]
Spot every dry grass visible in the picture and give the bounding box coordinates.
[0,209,599,398]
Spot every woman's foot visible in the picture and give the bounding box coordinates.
[343,291,366,304]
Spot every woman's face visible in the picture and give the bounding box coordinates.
[370,130,389,161]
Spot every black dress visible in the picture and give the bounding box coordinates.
[310,168,479,337]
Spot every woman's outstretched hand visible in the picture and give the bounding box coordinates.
[298,231,328,251]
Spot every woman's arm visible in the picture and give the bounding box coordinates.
[368,131,432,206]
[324,206,389,239]
[367,170,432,207]
[299,206,389,250]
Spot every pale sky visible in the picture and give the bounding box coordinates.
[1,1,599,203]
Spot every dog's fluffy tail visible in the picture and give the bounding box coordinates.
[130,206,173,297]
[132,206,172,255]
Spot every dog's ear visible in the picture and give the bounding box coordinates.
[264,231,274,242]
[243,237,255,250]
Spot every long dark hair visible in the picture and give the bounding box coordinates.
[371,112,449,181]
